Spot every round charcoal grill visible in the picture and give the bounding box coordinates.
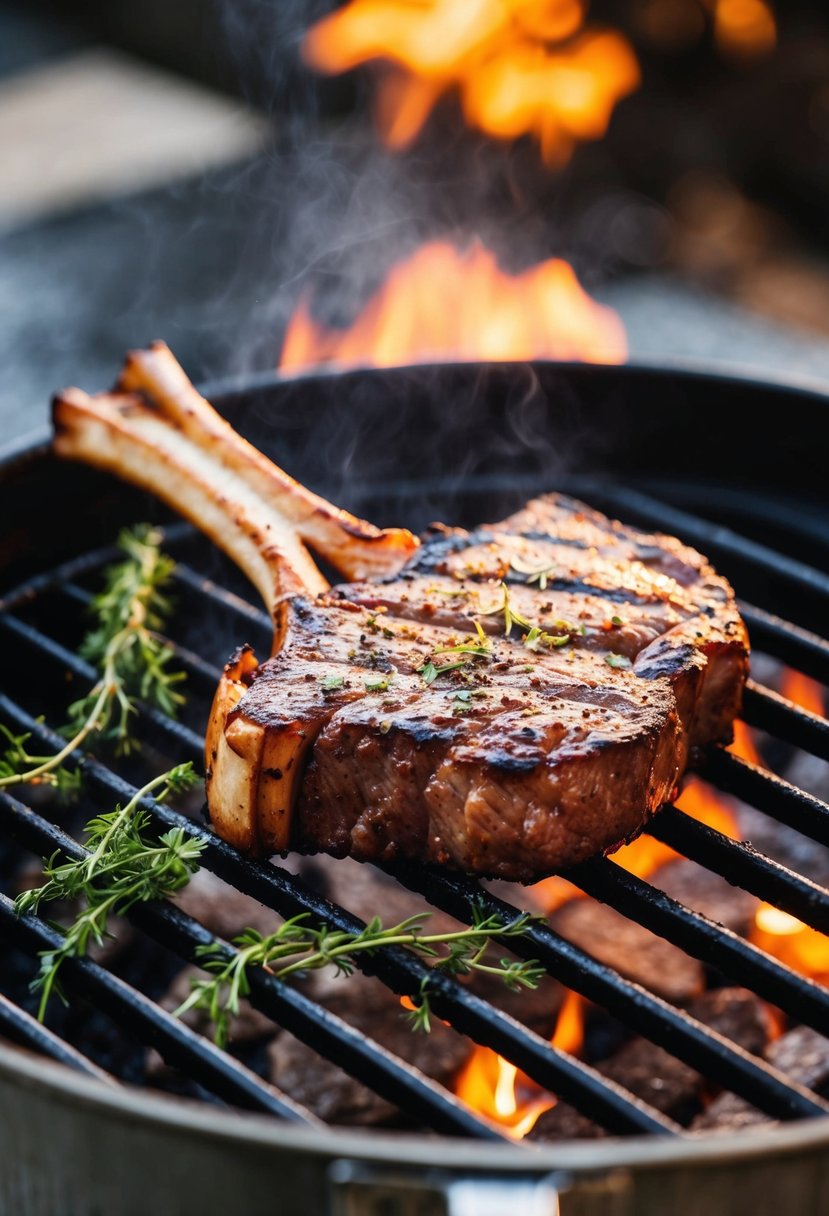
[1,361,828,1215]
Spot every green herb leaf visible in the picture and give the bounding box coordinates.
[605,653,632,669]
[320,675,344,691]
[365,673,393,692]
[0,525,186,792]
[17,763,203,1020]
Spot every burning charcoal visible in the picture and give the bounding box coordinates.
[694,1025,829,1133]
[531,988,772,1141]
[173,868,278,941]
[688,987,773,1059]
[527,1103,606,1141]
[655,859,758,937]
[267,972,471,1126]
[469,969,563,1039]
[768,1025,829,1089]
[550,897,704,1002]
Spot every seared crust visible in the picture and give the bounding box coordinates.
[223,495,748,879]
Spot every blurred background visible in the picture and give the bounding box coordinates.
[2,0,829,443]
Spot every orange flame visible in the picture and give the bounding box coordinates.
[781,670,826,719]
[746,666,828,986]
[279,240,626,371]
[303,0,639,163]
[455,987,585,1137]
[728,716,764,766]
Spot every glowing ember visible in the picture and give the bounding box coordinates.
[755,905,803,937]
[753,903,829,985]
[303,0,639,163]
[714,0,776,59]
[279,240,626,371]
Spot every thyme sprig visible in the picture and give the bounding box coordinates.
[0,724,83,801]
[16,763,203,1018]
[419,620,491,685]
[177,905,544,1045]
[0,525,186,790]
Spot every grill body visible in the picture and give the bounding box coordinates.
[1,360,828,1216]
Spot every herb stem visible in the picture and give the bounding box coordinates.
[0,525,186,793]
[0,679,111,789]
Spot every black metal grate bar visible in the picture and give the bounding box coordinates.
[0,613,205,761]
[0,887,316,1124]
[0,790,508,1142]
[2,502,829,1138]
[0,631,826,1128]
[568,859,829,1033]
[648,806,829,935]
[381,862,829,1122]
[0,702,681,1138]
[742,680,829,763]
[5,694,825,1123]
[706,750,829,848]
[0,989,114,1083]
[740,605,829,687]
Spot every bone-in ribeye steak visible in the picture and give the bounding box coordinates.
[53,344,749,881]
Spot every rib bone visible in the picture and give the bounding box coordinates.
[55,341,418,626]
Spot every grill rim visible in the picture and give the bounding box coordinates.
[5,351,829,472]
[2,360,829,1178]
[5,1038,829,1176]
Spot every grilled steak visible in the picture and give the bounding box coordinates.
[53,344,748,881]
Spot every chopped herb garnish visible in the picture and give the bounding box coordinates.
[419,659,468,685]
[605,654,632,669]
[480,582,533,636]
[524,626,570,652]
[433,618,491,659]
[320,675,344,691]
[611,615,624,627]
[365,674,393,693]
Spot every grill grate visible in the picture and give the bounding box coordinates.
[1,491,829,1142]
